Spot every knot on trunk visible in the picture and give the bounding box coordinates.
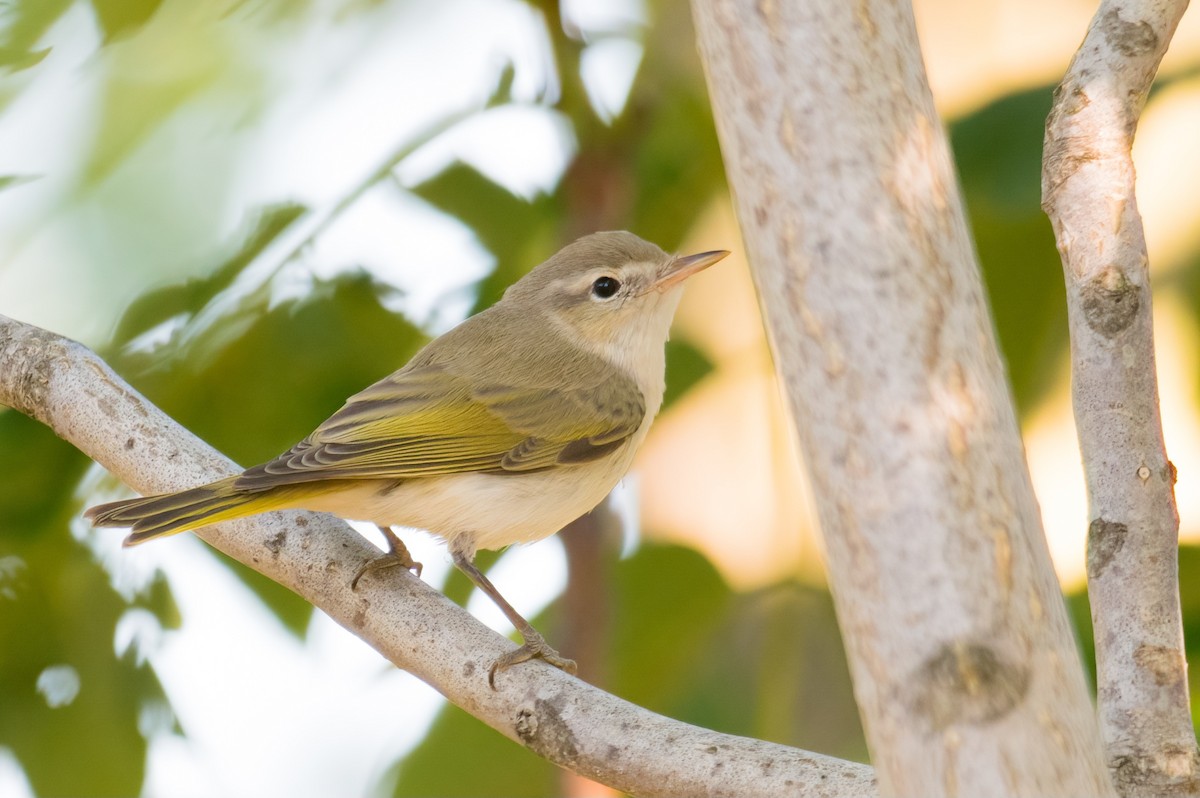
[1082,267,1140,337]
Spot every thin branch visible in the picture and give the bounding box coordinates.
[1041,1,1198,795]
[692,0,1116,794]
[0,314,876,798]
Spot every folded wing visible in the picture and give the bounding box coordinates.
[235,364,644,490]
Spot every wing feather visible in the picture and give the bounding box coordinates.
[235,362,645,491]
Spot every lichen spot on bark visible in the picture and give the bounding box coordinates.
[515,696,581,766]
[264,530,287,556]
[1082,267,1139,336]
[1087,518,1127,578]
[913,641,1029,730]
[1100,8,1158,57]
[1133,644,1185,687]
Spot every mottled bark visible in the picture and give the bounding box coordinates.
[692,0,1115,794]
[1042,1,1199,796]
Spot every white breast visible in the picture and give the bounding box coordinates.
[307,430,645,556]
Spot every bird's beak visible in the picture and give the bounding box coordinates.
[653,250,730,292]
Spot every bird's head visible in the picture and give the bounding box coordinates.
[504,231,728,360]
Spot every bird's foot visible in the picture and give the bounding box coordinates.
[350,526,423,589]
[489,628,577,688]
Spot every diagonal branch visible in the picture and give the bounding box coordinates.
[1041,1,1198,795]
[0,314,876,798]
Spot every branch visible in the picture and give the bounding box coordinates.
[691,0,1116,794]
[1041,1,1198,795]
[0,314,876,798]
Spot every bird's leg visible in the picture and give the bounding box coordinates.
[350,525,423,589]
[451,550,577,687]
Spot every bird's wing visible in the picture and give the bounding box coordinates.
[234,364,645,490]
[474,372,645,471]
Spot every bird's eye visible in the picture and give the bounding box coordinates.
[591,276,621,299]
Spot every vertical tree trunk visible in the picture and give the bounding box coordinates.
[691,0,1115,794]
[1042,1,1198,795]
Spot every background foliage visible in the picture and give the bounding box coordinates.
[2,0,1200,795]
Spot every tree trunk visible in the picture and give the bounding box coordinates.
[691,0,1115,794]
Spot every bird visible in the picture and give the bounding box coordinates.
[86,231,728,685]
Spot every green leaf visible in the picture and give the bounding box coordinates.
[950,86,1069,415]
[411,161,561,312]
[87,0,164,43]
[0,413,167,796]
[388,699,560,797]
[0,0,71,73]
[79,18,243,186]
[111,203,307,346]
[0,173,39,191]
[663,337,712,410]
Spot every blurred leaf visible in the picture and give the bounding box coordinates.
[0,44,48,71]
[662,337,712,410]
[111,269,429,634]
[389,699,560,797]
[950,86,1069,414]
[412,161,561,311]
[0,413,88,540]
[0,0,70,73]
[620,0,726,249]
[1181,546,1200,731]
[88,0,164,43]
[0,173,39,191]
[609,545,864,760]
[112,203,307,345]
[623,85,725,248]
[0,413,167,796]
[81,18,242,185]
[607,543,731,702]
[486,61,517,109]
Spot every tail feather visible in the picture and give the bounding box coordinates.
[85,476,279,545]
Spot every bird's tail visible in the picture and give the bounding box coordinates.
[86,476,283,546]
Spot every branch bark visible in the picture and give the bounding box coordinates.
[1041,1,1198,795]
[0,314,876,798]
[692,0,1115,795]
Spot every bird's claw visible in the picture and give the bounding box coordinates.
[488,631,577,689]
[350,527,423,589]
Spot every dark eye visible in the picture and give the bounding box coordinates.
[591,276,621,299]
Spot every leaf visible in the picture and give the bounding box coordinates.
[388,699,560,797]
[79,17,241,186]
[663,337,713,410]
[0,173,39,191]
[87,0,164,43]
[0,413,167,796]
[111,203,307,346]
[410,161,561,312]
[950,86,1069,414]
[0,0,71,73]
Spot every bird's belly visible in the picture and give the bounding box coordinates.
[306,450,634,554]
